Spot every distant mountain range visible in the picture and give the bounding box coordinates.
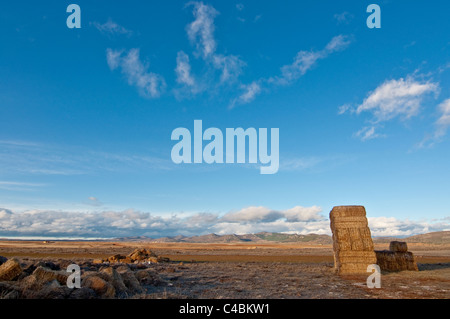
[113,231,450,244]
[372,231,450,244]
[113,232,332,244]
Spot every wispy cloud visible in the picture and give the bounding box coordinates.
[171,2,248,98]
[236,3,244,11]
[106,48,166,98]
[417,98,450,148]
[334,12,353,25]
[324,35,352,52]
[85,196,103,207]
[277,51,323,85]
[280,157,324,171]
[174,50,203,98]
[273,34,352,86]
[438,62,450,74]
[354,126,384,141]
[92,18,133,37]
[235,3,246,22]
[212,54,246,83]
[435,98,450,136]
[0,140,174,177]
[0,140,40,147]
[186,2,219,59]
[230,81,261,108]
[175,51,196,87]
[337,103,351,115]
[0,181,45,191]
[232,35,352,108]
[280,154,356,172]
[99,3,349,109]
[0,140,86,176]
[183,2,246,86]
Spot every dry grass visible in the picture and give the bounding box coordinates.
[1,240,449,262]
[1,240,449,299]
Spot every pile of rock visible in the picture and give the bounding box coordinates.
[95,248,170,264]
[0,252,167,299]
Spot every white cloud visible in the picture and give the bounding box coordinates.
[211,219,331,236]
[186,2,218,59]
[0,206,447,238]
[354,126,384,141]
[222,206,282,223]
[356,77,439,122]
[94,5,349,108]
[174,51,208,99]
[232,35,352,107]
[93,19,132,37]
[0,209,13,219]
[324,34,352,53]
[368,216,449,237]
[283,206,323,222]
[212,54,246,83]
[230,81,261,108]
[106,48,166,98]
[278,51,323,85]
[175,51,196,87]
[342,76,440,141]
[0,205,325,238]
[106,49,122,70]
[185,2,245,85]
[221,206,323,224]
[272,35,351,86]
[337,103,351,115]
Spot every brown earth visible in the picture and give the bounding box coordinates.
[0,240,449,299]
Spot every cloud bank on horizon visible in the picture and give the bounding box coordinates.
[0,206,448,239]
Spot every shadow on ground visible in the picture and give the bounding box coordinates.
[417,263,450,271]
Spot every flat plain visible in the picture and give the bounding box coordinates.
[0,240,449,299]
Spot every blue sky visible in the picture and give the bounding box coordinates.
[0,1,449,238]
